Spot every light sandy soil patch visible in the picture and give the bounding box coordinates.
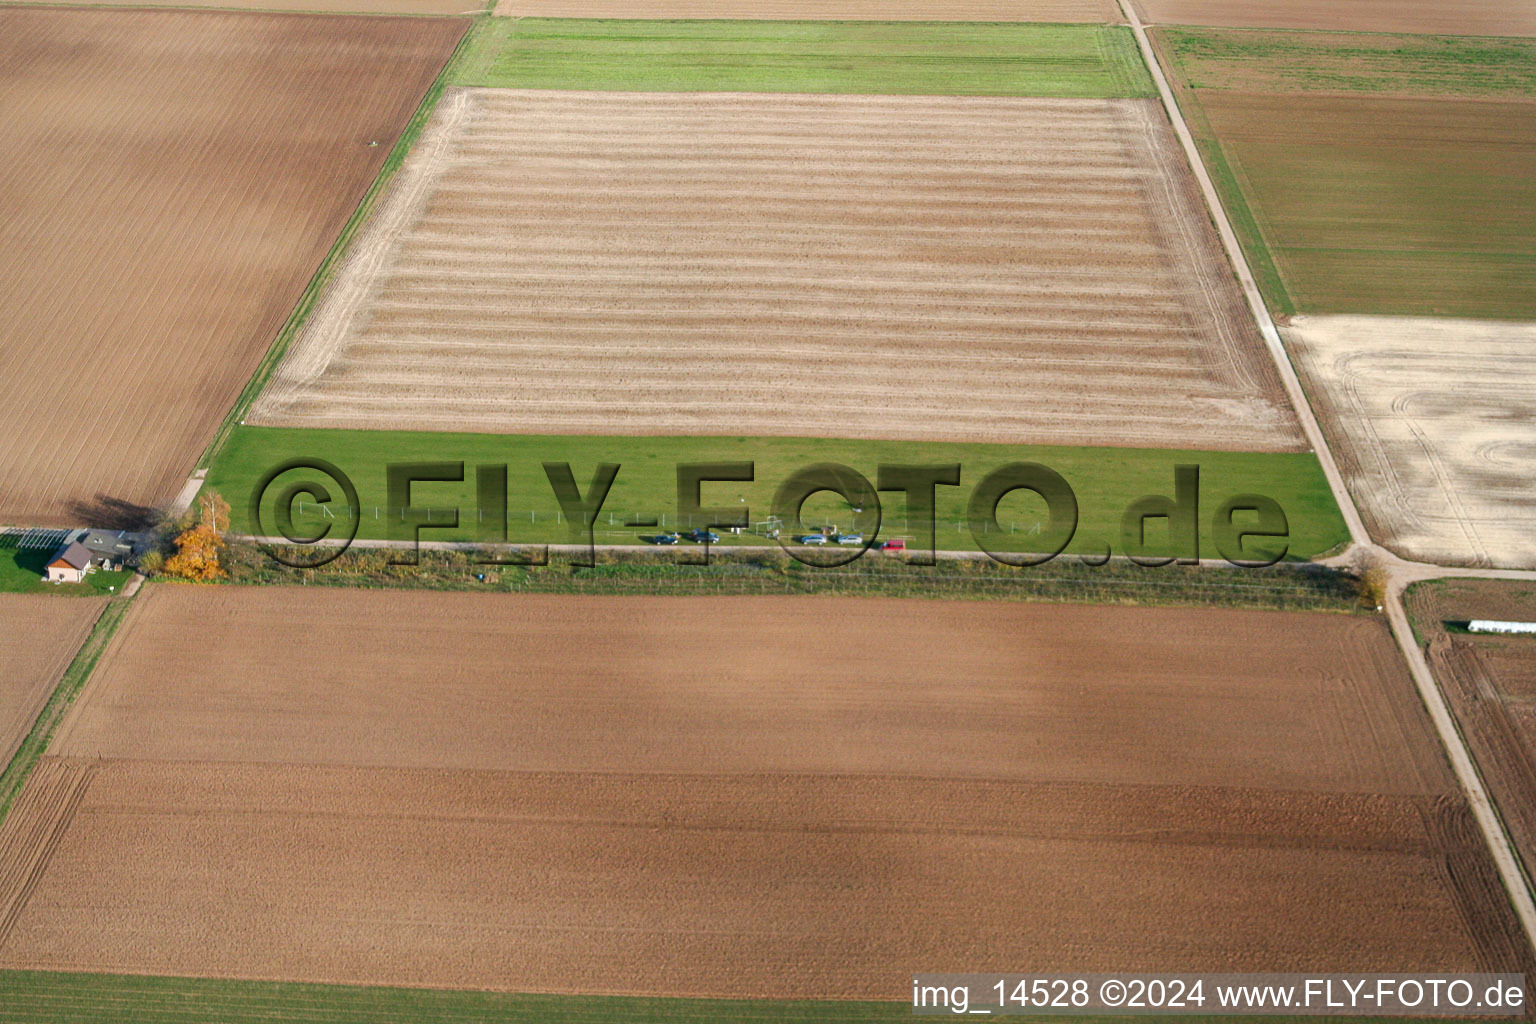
[494,0,1121,19]
[250,88,1302,452]
[3,587,1527,992]
[58,587,1442,794]
[0,8,466,527]
[0,597,101,767]
[1134,0,1536,36]
[1282,315,1536,569]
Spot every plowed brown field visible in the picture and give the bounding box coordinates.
[0,597,101,767]
[0,8,466,527]
[1134,0,1536,36]
[494,0,1121,19]
[1409,580,1536,891]
[0,586,1526,994]
[58,589,1443,793]
[0,760,1517,994]
[250,89,1302,451]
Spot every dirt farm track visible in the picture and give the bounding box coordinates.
[0,587,1527,996]
[252,88,1301,451]
[0,8,466,527]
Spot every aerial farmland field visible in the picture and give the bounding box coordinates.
[0,597,102,770]
[1408,580,1536,891]
[1157,28,1536,319]
[249,87,1299,452]
[0,7,467,528]
[0,586,1527,996]
[1283,316,1536,569]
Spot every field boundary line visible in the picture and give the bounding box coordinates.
[191,13,485,476]
[1121,0,1536,955]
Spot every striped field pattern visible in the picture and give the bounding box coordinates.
[252,88,1302,451]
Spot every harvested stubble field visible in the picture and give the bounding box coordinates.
[0,7,466,527]
[251,88,1300,451]
[0,597,101,770]
[494,0,1121,20]
[1408,580,1536,888]
[1283,315,1536,569]
[1134,0,1536,37]
[1158,29,1536,319]
[0,586,1527,995]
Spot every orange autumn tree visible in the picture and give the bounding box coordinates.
[162,491,231,581]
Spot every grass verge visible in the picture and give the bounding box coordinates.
[207,426,1350,562]
[455,19,1155,96]
[0,592,131,827]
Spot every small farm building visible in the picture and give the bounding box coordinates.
[44,541,93,584]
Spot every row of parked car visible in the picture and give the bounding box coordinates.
[646,529,906,551]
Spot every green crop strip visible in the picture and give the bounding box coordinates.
[455,19,1155,97]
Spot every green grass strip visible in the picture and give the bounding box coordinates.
[0,971,1490,1024]
[0,596,132,828]
[455,19,1155,97]
[208,426,1349,561]
[193,16,482,472]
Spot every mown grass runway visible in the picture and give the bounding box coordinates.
[209,426,1349,561]
[456,19,1154,96]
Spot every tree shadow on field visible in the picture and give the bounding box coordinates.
[68,494,161,531]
